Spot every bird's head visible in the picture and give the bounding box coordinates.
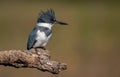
[37,9,68,25]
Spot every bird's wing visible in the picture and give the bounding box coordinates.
[27,27,37,50]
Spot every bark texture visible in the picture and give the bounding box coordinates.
[0,48,67,74]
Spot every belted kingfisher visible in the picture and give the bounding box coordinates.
[27,9,68,50]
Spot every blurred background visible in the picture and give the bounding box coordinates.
[0,1,120,77]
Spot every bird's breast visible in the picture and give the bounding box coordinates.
[36,30,46,41]
[35,30,52,46]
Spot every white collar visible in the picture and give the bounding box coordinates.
[36,23,53,29]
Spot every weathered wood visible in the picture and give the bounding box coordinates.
[0,48,67,74]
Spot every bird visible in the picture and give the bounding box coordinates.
[27,9,68,50]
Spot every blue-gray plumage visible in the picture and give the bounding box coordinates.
[27,9,68,50]
[27,26,52,50]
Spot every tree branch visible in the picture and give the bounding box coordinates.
[0,48,67,74]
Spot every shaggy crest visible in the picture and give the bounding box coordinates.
[37,9,56,23]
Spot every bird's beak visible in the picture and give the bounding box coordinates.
[55,20,68,25]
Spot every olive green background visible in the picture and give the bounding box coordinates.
[0,1,120,77]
